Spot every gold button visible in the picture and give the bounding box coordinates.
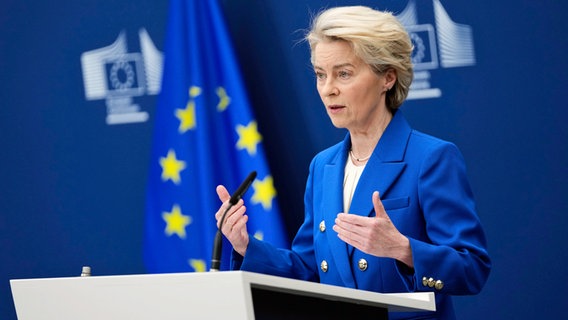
[435,280,444,290]
[358,258,368,271]
[320,260,328,272]
[319,220,326,232]
[422,276,428,286]
[427,277,435,288]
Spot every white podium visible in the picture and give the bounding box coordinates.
[10,271,435,319]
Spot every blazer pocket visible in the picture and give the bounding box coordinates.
[381,196,410,211]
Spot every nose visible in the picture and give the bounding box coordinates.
[319,78,338,97]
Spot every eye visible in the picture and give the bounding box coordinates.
[338,70,351,79]
[315,71,326,81]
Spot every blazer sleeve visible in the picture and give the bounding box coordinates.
[396,141,491,295]
[231,157,320,282]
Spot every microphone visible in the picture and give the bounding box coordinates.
[229,171,257,205]
[210,171,257,272]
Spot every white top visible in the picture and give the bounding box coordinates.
[343,158,365,212]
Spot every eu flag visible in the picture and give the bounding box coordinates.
[144,0,289,273]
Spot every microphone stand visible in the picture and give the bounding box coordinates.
[210,205,231,272]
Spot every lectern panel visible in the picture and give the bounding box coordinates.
[251,287,388,319]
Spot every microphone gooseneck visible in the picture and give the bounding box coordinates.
[210,171,257,272]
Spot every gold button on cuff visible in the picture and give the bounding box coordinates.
[422,276,428,286]
[320,260,328,272]
[427,277,435,288]
[435,280,444,290]
[319,220,326,232]
[357,258,368,271]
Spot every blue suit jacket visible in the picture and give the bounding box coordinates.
[232,110,491,319]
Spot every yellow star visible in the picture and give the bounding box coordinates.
[162,204,192,238]
[175,100,196,133]
[251,175,276,210]
[159,149,186,184]
[189,259,207,272]
[189,86,202,98]
[175,86,201,133]
[236,120,262,155]
[216,87,231,111]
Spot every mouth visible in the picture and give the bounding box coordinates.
[328,104,345,112]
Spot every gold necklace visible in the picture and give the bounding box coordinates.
[349,149,371,162]
[349,112,391,163]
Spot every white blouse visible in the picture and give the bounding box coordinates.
[343,158,365,213]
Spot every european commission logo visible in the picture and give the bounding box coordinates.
[397,0,476,100]
[81,29,163,125]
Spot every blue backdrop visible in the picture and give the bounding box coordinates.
[1,1,567,319]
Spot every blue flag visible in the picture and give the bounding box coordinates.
[144,0,289,273]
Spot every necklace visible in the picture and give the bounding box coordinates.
[349,112,390,163]
[349,149,371,162]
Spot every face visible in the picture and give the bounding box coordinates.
[313,40,391,132]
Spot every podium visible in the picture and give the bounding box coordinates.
[10,271,435,319]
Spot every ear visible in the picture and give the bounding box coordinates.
[384,68,397,90]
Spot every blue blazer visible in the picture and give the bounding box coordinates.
[232,110,491,319]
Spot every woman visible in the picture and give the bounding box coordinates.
[215,6,491,319]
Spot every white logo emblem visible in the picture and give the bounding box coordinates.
[397,0,476,100]
[81,29,163,125]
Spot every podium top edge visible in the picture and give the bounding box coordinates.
[10,270,435,312]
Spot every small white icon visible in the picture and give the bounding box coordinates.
[397,0,476,100]
[81,28,163,125]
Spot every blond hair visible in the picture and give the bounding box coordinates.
[306,6,413,110]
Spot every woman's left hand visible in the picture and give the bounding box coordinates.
[333,191,414,267]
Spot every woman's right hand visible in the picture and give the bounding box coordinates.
[214,185,250,256]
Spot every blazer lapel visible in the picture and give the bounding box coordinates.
[345,111,411,256]
[323,139,357,288]
[322,111,411,288]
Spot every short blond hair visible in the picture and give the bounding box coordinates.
[306,6,413,110]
